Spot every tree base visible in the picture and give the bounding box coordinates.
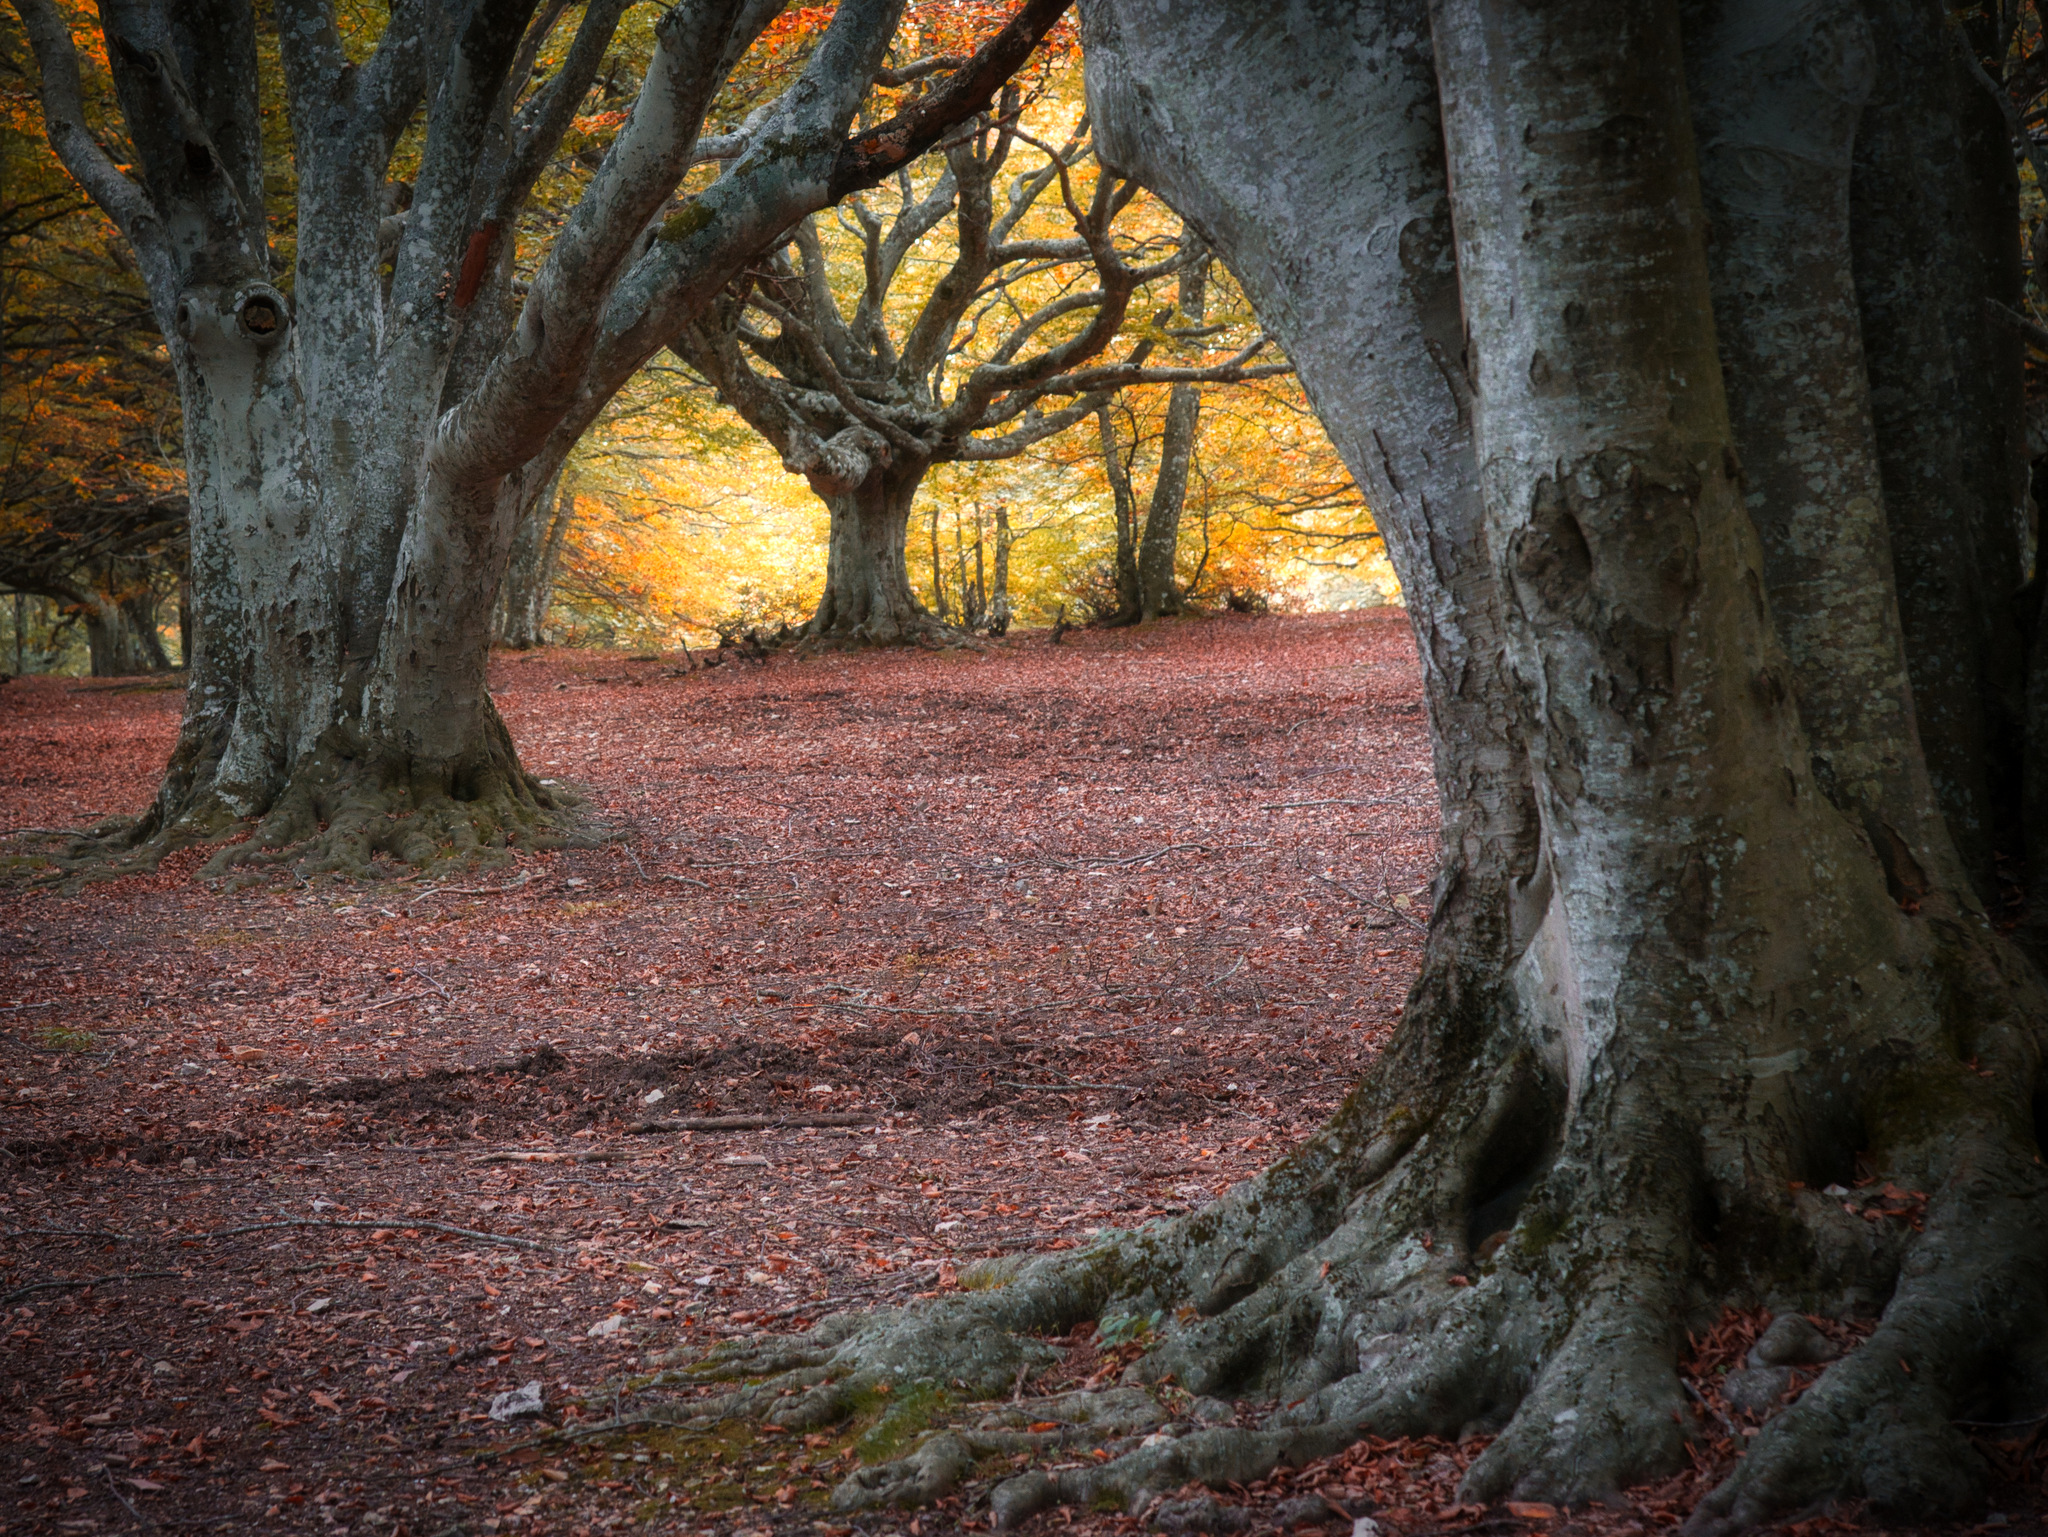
[796,602,980,654]
[12,708,586,889]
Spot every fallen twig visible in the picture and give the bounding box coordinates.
[629,1113,875,1132]
[1027,842,1232,871]
[472,1150,624,1164]
[179,1217,549,1251]
[0,1000,61,1012]
[1257,798,1405,810]
[408,969,451,999]
[220,1217,547,1249]
[2,1270,180,1306]
[1309,870,1425,931]
[363,991,433,1012]
[407,873,533,908]
[1681,1378,1741,1440]
[994,1078,1131,1093]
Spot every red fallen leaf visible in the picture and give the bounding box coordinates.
[1505,1503,1559,1519]
[128,1478,169,1491]
[257,1408,297,1426]
[310,1390,342,1412]
[1027,1421,1061,1432]
[259,1459,290,1472]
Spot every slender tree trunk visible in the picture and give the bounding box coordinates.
[804,460,937,645]
[1098,403,1143,623]
[929,502,948,622]
[989,501,1012,636]
[1136,231,1207,620]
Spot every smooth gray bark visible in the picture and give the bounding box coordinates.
[1135,231,1207,620]
[1849,0,2030,900]
[494,469,574,650]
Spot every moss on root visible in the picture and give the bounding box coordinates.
[637,968,2048,1533]
[11,717,593,893]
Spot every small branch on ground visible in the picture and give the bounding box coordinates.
[1,1270,181,1307]
[628,1113,877,1132]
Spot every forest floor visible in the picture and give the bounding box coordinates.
[0,612,2039,1537]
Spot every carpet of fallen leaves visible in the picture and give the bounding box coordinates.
[1,613,2041,1537]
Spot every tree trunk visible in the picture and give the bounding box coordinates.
[495,468,575,649]
[1849,0,2030,901]
[663,4,2048,1532]
[988,501,1012,636]
[82,588,154,677]
[1098,403,1143,624]
[1136,231,1207,620]
[928,503,949,622]
[804,460,939,645]
[116,272,562,880]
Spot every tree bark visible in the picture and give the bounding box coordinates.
[1683,0,1958,898]
[81,584,167,677]
[1135,232,1207,620]
[1098,403,1143,623]
[807,460,938,645]
[988,501,1013,636]
[495,469,575,649]
[1849,0,2030,901]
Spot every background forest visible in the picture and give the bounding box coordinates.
[0,2,1390,675]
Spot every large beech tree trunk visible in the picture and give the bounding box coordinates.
[805,461,938,645]
[661,2,2048,1531]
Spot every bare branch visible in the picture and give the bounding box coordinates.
[747,288,930,457]
[827,0,1072,199]
[10,0,164,267]
[388,0,541,325]
[434,0,773,485]
[874,54,970,89]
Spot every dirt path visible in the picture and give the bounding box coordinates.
[1,614,2035,1537]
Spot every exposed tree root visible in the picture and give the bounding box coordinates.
[794,601,982,654]
[638,937,2048,1531]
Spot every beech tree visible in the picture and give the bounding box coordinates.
[11,0,1069,874]
[659,0,2048,1530]
[674,111,1284,644]
[1100,220,1207,625]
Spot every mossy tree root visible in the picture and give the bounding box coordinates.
[652,939,2048,1530]
[21,703,584,889]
